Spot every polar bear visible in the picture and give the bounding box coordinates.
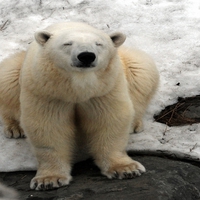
[0,22,159,190]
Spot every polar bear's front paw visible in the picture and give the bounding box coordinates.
[103,161,146,179]
[4,124,25,139]
[30,175,72,190]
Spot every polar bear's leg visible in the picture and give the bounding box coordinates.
[20,93,75,190]
[121,49,159,133]
[78,98,146,179]
[0,51,26,138]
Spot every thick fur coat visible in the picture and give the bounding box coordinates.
[0,22,159,190]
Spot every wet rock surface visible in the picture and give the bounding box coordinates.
[1,156,200,200]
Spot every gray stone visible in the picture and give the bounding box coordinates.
[185,105,200,119]
[1,156,200,200]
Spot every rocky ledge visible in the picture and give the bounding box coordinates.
[1,156,200,200]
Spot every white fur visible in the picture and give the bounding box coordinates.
[0,22,159,190]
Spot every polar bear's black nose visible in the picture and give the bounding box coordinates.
[77,52,96,67]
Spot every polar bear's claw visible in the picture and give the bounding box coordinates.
[103,160,146,180]
[30,175,72,190]
[4,124,25,139]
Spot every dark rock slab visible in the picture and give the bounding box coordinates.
[154,95,200,126]
[1,156,200,200]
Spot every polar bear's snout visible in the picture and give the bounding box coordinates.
[77,52,96,68]
[76,51,96,68]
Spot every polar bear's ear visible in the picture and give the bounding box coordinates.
[34,31,52,46]
[110,32,126,47]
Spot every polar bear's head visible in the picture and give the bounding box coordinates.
[34,22,126,72]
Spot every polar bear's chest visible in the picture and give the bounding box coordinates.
[71,72,98,90]
[69,72,106,102]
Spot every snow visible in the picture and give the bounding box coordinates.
[0,0,200,171]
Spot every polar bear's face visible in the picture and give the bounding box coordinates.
[34,23,126,72]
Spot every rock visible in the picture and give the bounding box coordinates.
[154,95,200,126]
[1,156,200,200]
